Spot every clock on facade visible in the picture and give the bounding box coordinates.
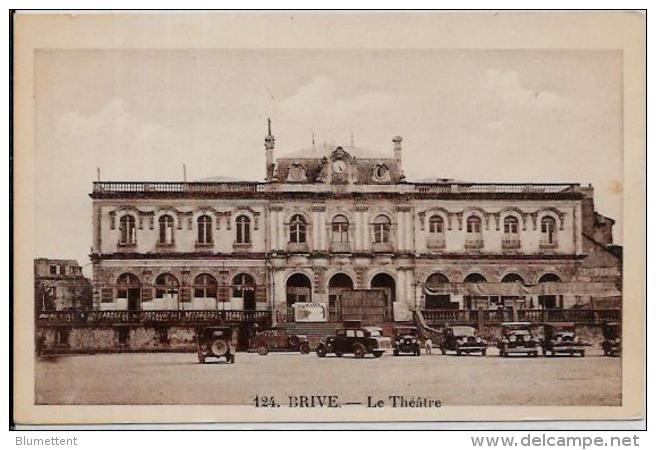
[332,160,347,174]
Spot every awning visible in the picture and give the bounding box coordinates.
[424,282,622,297]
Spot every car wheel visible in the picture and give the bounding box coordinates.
[580,349,586,357]
[335,351,343,357]
[316,345,327,357]
[197,354,206,364]
[393,349,399,356]
[415,347,421,356]
[440,347,446,355]
[603,349,610,356]
[257,345,269,356]
[210,339,228,357]
[373,351,383,358]
[532,351,538,357]
[299,342,311,355]
[353,344,366,359]
[481,348,487,356]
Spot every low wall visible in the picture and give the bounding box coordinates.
[36,325,247,354]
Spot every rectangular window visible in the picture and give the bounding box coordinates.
[50,265,57,275]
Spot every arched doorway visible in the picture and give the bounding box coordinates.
[286,273,312,320]
[328,273,354,321]
[500,273,526,309]
[424,272,453,310]
[116,273,141,310]
[371,273,396,321]
[538,273,562,309]
[233,273,256,311]
[463,272,487,310]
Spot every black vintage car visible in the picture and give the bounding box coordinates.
[392,326,421,356]
[440,325,487,356]
[601,321,621,357]
[316,326,392,358]
[542,322,586,357]
[250,328,311,355]
[196,326,235,364]
[498,322,539,357]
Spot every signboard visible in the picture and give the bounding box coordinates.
[293,302,328,322]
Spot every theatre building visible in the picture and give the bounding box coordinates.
[86,122,621,334]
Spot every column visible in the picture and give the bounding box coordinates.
[320,210,327,250]
[278,209,285,250]
[363,209,370,251]
[397,209,404,250]
[354,210,361,251]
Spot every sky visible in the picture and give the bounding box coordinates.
[34,49,623,273]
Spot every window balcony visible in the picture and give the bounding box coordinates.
[233,241,252,251]
[371,241,394,253]
[464,238,484,250]
[426,237,446,250]
[539,240,558,250]
[117,240,137,252]
[287,242,309,253]
[501,238,521,250]
[195,241,214,251]
[330,241,351,253]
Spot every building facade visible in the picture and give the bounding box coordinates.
[89,124,621,325]
[34,258,92,311]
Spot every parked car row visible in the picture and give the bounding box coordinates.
[194,321,621,363]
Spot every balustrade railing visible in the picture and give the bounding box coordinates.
[38,309,272,325]
[93,181,264,194]
[421,309,620,326]
[413,183,580,195]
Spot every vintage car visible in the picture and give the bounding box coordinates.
[316,326,392,358]
[497,322,539,357]
[601,321,621,357]
[250,328,311,355]
[542,322,586,357]
[196,326,235,364]
[392,326,421,356]
[440,325,487,356]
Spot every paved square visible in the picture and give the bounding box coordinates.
[35,348,621,406]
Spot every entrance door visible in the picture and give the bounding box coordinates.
[127,288,141,310]
[243,290,256,311]
[286,274,313,322]
[370,273,396,321]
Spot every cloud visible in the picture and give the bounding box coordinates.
[482,68,571,111]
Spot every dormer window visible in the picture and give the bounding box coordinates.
[372,164,390,182]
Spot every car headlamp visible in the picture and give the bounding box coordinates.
[509,335,517,342]
[476,337,482,343]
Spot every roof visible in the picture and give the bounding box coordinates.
[278,144,390,160]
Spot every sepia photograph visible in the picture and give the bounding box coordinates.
[11,11,645,426]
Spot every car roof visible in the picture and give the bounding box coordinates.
[501,322,533,326]
[363,326,383,331]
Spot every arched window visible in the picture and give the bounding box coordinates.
[289,214,307,243]
[466,216,482,234]
[116,273,140,300]
[232,273,255,298]
[541,216,557,244]
[119,215,136,245]
[155,273,179,299]
[236,215,251,244]
[503,216,519,235]
[373,215,391,244]
[429,215,444,236]
[193,274,217,299]
[197,215,212,244]
[331,215,349,243]
[158,215,174,245]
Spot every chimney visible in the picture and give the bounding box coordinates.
[264,118,275,181]
[393,135,402,163]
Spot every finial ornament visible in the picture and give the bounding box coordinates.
[267,117,272,135]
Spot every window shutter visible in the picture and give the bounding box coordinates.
[141,287,153,302]
[218,286,230,302]
[256,285,267,303]
[180,287,191,303]
[101,288,113,303]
